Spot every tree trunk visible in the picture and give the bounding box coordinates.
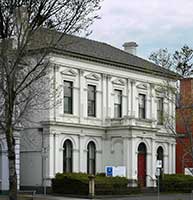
[5,128,17,200]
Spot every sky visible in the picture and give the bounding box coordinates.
[89,0,193,59]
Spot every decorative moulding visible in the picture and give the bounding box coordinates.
[85,73,100,81]
[136,83,147,90]
[61,68,78,77]
[112,78,125,86]
[155,86,165,93]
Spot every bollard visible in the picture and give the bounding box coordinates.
[88,175,95,199]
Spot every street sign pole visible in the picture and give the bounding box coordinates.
[156,167,160,200]
[157,173,160,200]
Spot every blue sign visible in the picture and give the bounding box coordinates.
[106,166,113,176]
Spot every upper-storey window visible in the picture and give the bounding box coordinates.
[88,85,96,117]
[114,89,122,118]
[157,97,164,125]
[139,94,146,119]
[64,81,73,114]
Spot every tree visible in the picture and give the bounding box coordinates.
[149,48,173,70]
[174,45,193,77]
[0,1,102,200]
[149,45,193,77]
[150,46,193,177]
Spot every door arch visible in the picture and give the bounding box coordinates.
[137,143,147,187]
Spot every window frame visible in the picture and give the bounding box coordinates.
[87,85,96,117]
[138,94,146,119]
[63,80,73,114]
[63,139,73,173]
[87,141,96,175]
[157,97,164,125]
[114,89,122,118]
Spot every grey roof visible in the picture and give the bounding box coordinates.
[30,29,179,79]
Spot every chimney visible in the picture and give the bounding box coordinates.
[123,42,138,55]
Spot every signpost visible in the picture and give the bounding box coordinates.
[156,160,162,200]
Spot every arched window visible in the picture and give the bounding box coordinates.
[157,146,164,169]
[87,141,96,175]
[63,140,73,173]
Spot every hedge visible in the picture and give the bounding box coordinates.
[52,172,138,195]
[161,174,193,193]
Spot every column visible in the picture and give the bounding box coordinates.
[131,138,137,180]
[102,74,107,124]
[146,151,152,187]
[106,75,112,118]
[146,84,151,119]
[79,69,84,122]
[54,133,60,174]
[168,143,172,173]
[172,143,176,173]
[127,79,131,116]
[96,150,103,173]
[131,80,137,118]
[79,133,85,172]
[123,137,129,177]
[151,139,156,186]
[73,148,79,172]
[150,84,156,120]
[48,133,54,178]
[164,153,169,174]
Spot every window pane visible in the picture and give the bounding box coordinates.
[157,98,164,124]
[114,90,122,118]
[88,85,96,117]
[114,104,121,118]
[87,142,96,174]
[139,94,146,119]
[88,85,95,100]
[64,81,73,114]
[114,90,121,104]
[63,140,73,173]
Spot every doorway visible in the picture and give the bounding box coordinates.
[137,143,147,187]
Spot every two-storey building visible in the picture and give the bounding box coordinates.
[20,29,177,190]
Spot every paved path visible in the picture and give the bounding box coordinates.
[102,193,193,200]
[1,193,193,200]
[34,193,193,200]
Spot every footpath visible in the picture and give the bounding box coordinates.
[1,193,193,200]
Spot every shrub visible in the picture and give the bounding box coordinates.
[52,172,134,195]
[52,173,89,195]
[161,174,193,193]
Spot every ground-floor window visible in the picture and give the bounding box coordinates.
[63,140,73,173]
[87,141,96,175]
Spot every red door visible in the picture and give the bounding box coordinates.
[138,143,146,187]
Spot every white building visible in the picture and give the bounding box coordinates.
[20,30,177,190]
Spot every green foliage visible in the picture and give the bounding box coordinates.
[161,174,193,193]
[52,172,136,195]
[149,45,193,77]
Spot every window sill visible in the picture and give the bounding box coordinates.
[84,117,102,121]
[60,114,79,118]
[137,118,153,123]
